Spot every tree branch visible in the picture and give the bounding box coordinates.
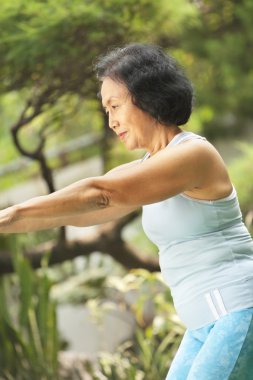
[10,86,66,242]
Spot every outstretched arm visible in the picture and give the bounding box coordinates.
[0,139,227,234]
[0,177,138,233]
[0,160,141,234]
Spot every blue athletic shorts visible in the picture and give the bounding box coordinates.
[166,307,253,380]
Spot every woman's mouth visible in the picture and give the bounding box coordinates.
[118,131,127,140]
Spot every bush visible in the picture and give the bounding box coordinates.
[0,245,59,380]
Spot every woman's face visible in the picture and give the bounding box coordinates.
[100,77,156,151]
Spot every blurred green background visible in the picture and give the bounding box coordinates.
[0,0,252,378]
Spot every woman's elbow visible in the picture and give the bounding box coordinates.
[80,177,112,211]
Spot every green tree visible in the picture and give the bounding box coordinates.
[180,0,253,137]
[0,0,252,269]
[0,0,198,272]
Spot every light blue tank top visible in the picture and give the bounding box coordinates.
[142,131,253,329]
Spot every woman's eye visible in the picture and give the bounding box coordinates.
[112,105,118,109]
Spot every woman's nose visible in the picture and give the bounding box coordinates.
[108,113,118,130]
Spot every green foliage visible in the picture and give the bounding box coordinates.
[0,0,198,170]
[0,244,59,380]
[182,0,253,135]
[1,0,253,185]
[0,92,26,162]
[51,267,109,304]
[100,287,182,379]
[0,256,183,380]
[0,0,196,94]
[90,269,184,380]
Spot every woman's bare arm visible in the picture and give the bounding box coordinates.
[0,140,230,234]
[0,203,138,233]
[0,161,140,233]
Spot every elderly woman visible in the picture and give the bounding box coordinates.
[1,44,253,379]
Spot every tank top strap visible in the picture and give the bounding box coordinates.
[141,131,206,161]
[140,152,151,162]
[169,131,206,147]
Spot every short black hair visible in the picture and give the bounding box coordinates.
[95,43,194,126]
